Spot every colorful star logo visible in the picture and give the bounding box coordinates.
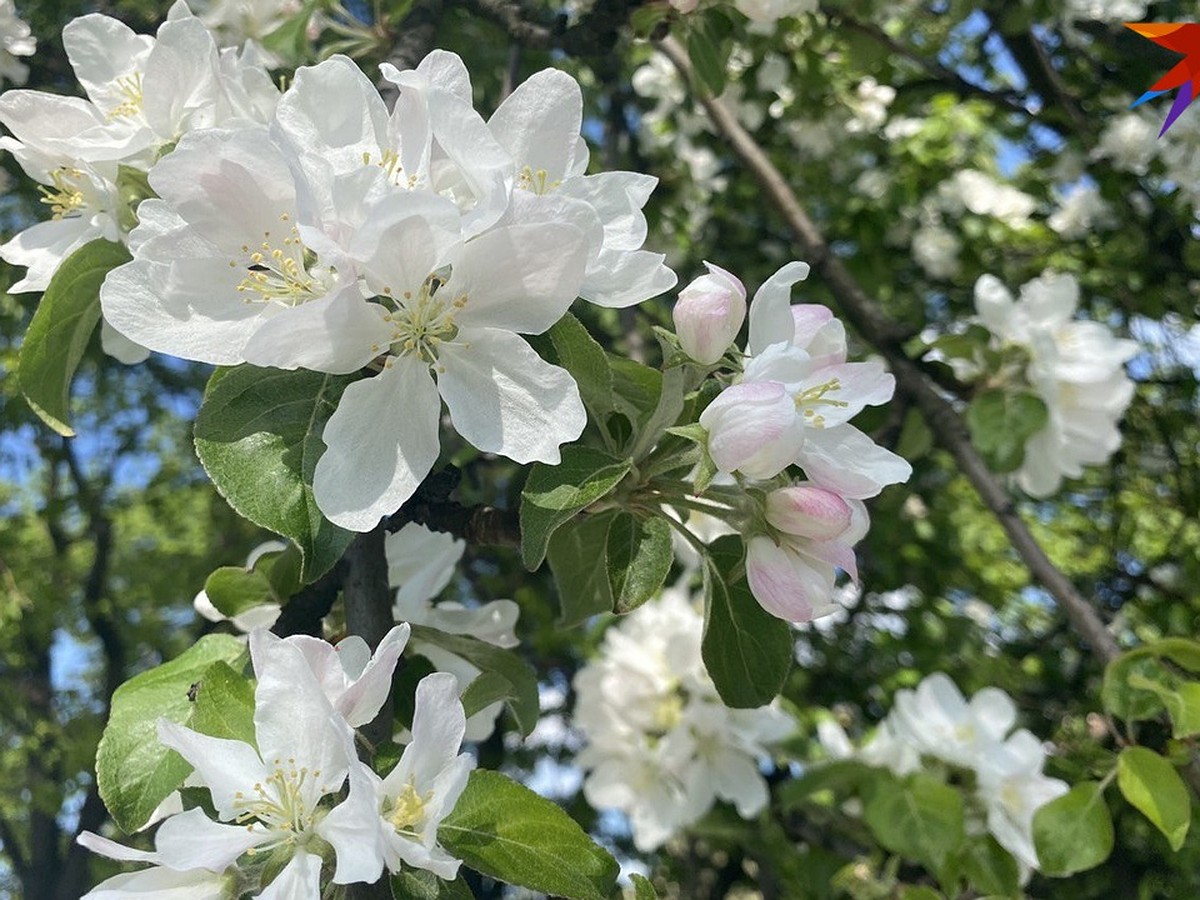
[1126,23,1200,137]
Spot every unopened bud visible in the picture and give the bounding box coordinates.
[673,261,746,365]
[765,484,852,541]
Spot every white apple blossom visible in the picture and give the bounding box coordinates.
[938,169,1036,229]
[1093,110,1158,176]
[734,0,817,24]
[272,53,513,240]
[574,583,794,850]
[819,673,1067,876]
[487,67,677,308]
[1048,183,1114,239]
[911,223,962,280]
[193,0,303,47]
[889,672,1018,769]
[701,262,912,496]
[0,0,34,86]
[845,78,895,134]
[150,629,392,897]
[974,272,1139,497]
[673,261,747,365]
[386,522,520,739]
[0,1,277,363]
[321,672,474,881]
[975,729,1069,872]
[289,204,590,531]
[99,124,363,365]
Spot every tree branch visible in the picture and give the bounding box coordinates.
[342,527,397,900]
[658,36,1121,663]
[820,6,1030,117]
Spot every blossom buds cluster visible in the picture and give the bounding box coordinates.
[746,483,868,622]
[669,260,911,624]
[672,261,746,364]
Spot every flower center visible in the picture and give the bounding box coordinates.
[362,149,421,190]
[516,165,560,196]
[38,168,87,219]
[385,779,430,838]
[231,213,327,306]
[953,722,977,744]
[378,271,469,364]
[106,73,144,120]
[793,378,848,428]
[232,757,327,843]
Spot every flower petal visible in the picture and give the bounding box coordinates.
[313,356,442,532]
[154,808,266,872]
[437,329,585,464]
[256,848,323,900]
[448,224,587,334]
[155,720,267,820]
[747,261,810,355]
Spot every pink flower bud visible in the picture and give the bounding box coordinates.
[673,262,746,365]
[745,536,835,623]
[698,381,805,479]
[764,484,852,541]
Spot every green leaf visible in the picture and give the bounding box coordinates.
[392,869,475,900]
[965,389,1048,473]
[439,770,619,900]
[460,671,516,720]
[17,238,132,436]
[777,759,876,810]
[862,773,965,873]
[193,366,357,582]
[1150,637,1200,673]
[606,514,673,615]
[630,873,659,899]
[203,544,302,619]
[409,625,539,737]
[189,660,256,746]
[546,511,617,626]
[952,835,1020,896]
[96,635,246,832]
[259,0,318,64]
[608,356,662,428]
[628,366,686,462]
[1127,673,1200,738]
[1032,781,1115,876]
[702,535,792,708]
[519,446,631,570]
[687,23,726,96]
[547,313,613,420]
[1117,746,1191,851]
[1103,651,1170,721]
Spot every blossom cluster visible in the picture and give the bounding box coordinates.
[80,627,473,898]
[195,523,520,741]
[671,262,911,622]
[820,672,1068,878]
[573,582,794,850]
[973,271,1139,497]
[0,5,674,531]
